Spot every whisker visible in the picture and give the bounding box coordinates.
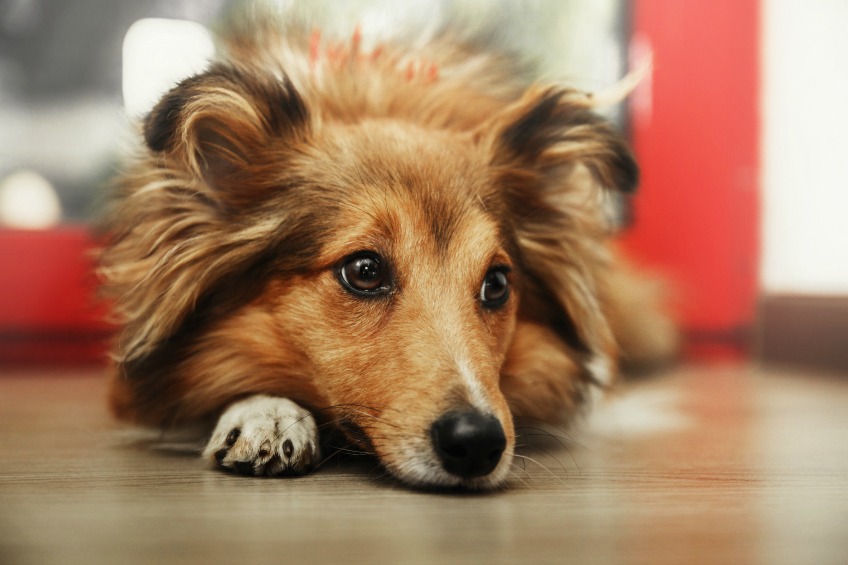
[314,449,344,471]
[508,465,533,489]
[328,445,375,457]
[514,453,527,470]
[515,423,586,473]
[514,423,584,447]
[521,443,570,476]
[512,453,566,484]
[316,404,402,429]
[281,412,315,434]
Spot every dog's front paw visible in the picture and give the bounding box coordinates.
[203,395,320,477]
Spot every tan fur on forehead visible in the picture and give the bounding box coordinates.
[294,120,501,253]
[218,18,530,128]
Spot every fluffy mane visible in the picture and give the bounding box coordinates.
[100,17,641,417]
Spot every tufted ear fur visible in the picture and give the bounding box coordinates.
[143,63,310,208]
[485,86,640,387]
[101,64,318,364]
[491,86,638,193]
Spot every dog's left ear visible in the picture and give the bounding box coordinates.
[487,86,638,193]
[481,86,639,387]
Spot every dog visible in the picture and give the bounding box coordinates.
[99,14,675,490]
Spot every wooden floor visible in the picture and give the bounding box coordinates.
[0,364,846,565]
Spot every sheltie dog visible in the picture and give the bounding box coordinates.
[100,13,675,490]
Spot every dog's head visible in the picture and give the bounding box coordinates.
[111,59,636,489]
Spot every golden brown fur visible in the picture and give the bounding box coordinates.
[100,19,675,489]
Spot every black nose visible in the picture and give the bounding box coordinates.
[431,411,506,479]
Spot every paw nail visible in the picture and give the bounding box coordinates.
[259,440,271,458]
[266,455,283,476]
[226,428,241,446]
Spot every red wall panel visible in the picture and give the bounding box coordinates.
[1,3,761,363]
[625,0,760,353]
[0,226,111,363]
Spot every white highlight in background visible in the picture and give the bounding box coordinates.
[122,18,215,117]
[0,170,62,229]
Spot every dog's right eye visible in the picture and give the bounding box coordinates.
[480,266,511,309]
[338,252,389,296]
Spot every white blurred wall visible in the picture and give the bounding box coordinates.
[762,0,848,295]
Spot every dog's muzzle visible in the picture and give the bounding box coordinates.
[430,411,506,479]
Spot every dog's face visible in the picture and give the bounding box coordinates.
[253,121,520,487]
[108,62,638,489]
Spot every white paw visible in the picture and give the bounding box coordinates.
[202,395,320,477]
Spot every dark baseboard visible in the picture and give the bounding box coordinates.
[759,294,848,373]
[0,331,111,365]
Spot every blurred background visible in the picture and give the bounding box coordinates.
[0,0,845,372]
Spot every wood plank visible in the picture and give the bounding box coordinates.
[0,365,846,564]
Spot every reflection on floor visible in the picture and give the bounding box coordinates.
[0,364,846,565]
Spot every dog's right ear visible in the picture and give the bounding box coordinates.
[485,85,639,194]
[143,63,309,205]
[479,86,639,388]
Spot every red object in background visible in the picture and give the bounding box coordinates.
[1,2,760,364]
[0,226,111,363]
[624,0,760,356]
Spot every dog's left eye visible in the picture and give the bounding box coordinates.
[338,252,388,295]
[480,267,511,309]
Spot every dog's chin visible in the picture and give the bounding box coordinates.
[383,445,514,492]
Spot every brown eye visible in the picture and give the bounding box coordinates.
[339,252,388,295]
[480,267,510,309]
